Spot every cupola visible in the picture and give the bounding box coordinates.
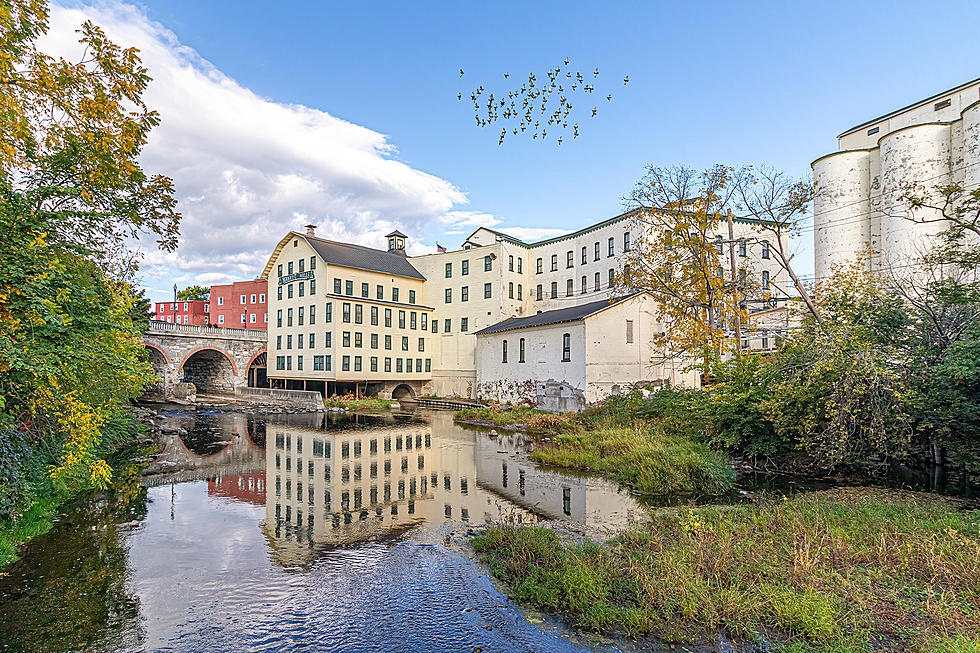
[386,230,407,253]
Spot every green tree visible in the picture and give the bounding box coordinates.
[0,0,179,496]
[176,285,210,302]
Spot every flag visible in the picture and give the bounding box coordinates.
[436,243,447,253]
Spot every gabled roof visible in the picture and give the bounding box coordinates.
[475,293,643,335]
[386,230,407,238]
[261,232,426,280]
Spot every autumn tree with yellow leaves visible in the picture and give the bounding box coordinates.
[0,0,179,515]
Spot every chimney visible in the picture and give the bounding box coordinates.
[305,224,316,237]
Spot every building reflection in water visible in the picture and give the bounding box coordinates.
[262,411,645,564]
[208,472,266,506]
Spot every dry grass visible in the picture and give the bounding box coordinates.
[474,488,980,652]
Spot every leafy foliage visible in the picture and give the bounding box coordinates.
[176,285,209,302]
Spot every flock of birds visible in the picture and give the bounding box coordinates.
[458,58,629,145]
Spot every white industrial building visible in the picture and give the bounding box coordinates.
[263,209,784,407]
[813,78,980,279]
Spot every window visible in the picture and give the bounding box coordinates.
[460,317,468,332]
[313,355,324,371]
[608,237,615,257]
[421,314,428,330]
[287,284,293,299]
[581,275,587,294]
[298,282,305,298]
[626,320,634,344]
[624,232,631,251]
[398,310,406,329]
[297,355,303,371]
[334,278,342,294]
[370,305,378,325]
[519,338,525,363]
[276,335,282,350]
[354,356,362,372]
[342,332,350,347]
[354,304,363,324]
[392,288,399,302]
[217,315,224,325]
[935,98,952,111]
[444,318,451,333]
[508,282,514,299]
[401,336,409,351]
[762,270,770,289]
[739,240,747,257]
[370,356,378,372]
[508,255,514,271]
[445,262,452,278]
[310,256,316,270]
[277,264,283,278]
[425,359,431,372]
[358,282,367,298]
[410,312,417,330]
[461,259,469,275]
[250,313,256,323]
[385,334,392,350]
[298,306,304,326]
[355,332,363,348]
[342,356,350,371]
[867,126,880,136]
[287,308,293,327]
[551,254,558,271]
[384,308,392,328]
[373,284,382,301]
[287,334,293,350]
[608,269,615,288]
[517,258,522,273]
[325,302,332,323]
[536,258,542,274]
[418,337,425,352]
[566,279,573,296]
[240,295,246,305]
[342,302,351,323]
[384,357,391,372]
[562,333,571,361]
[581,246,587,264]
[484,283,492,299]
[299,259,304,273]
[277,286,282,300]
[396,358,403,373]
[594,242,600,261]
[517,284,522,300]
[409,290,416,305]
[550,281,557,298]
[326,355,332,371]
[370,333,378,349]
[325,332,332,347]
[288,261,294,274]
[445,288,452,303]
[761,241,770,259]
[250,293,256,304]
[536,284,542,300]
[461,286,469,302]
[484,255,493,272]
[276,309,283,327]
[502,340,508,363]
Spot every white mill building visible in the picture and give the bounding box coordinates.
[813,78,980,279]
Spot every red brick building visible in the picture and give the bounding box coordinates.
[209,279,268,329]
[154,300,209,325]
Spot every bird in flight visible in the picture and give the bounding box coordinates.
[459,69,464,77]
[623,75,629,85]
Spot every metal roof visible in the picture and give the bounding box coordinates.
[260,232,425,280]
[474,293,641,335]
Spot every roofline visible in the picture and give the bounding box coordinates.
[260,232,297,279]
[474,292,649,335]
[260,231,425,281]
[323,261,425,281]
[837,77,980,139]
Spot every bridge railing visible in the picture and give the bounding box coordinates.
[147,320,267,339]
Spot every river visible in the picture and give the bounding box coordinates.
[0,407,647,652]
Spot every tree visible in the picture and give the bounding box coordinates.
[176,285,210,302]
[0,0,180,494]
[620,164,758,362]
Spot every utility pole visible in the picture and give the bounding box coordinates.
[726,209,743,358]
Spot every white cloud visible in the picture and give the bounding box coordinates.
[44,2,473,289]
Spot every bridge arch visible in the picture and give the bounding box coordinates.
[145,342,171,363]
[245,350,268,388]
[391,384,416,401]
[181,346,238,394]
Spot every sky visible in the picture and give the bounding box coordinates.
[47,1,980,303]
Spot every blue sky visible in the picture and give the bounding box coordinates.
[52,1,980,301]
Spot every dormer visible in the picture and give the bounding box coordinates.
[386,230,407,253]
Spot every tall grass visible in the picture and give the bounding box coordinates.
[530,418,735,495]
[474,488,980,652]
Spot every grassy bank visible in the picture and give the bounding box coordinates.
[324,397,397,413]
[456,401,735,495]
[474,488,980,652]
[530,418,735,495]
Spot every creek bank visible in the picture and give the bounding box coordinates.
[473,487,980,653]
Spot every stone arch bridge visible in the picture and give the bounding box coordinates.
[142,320,267,401]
